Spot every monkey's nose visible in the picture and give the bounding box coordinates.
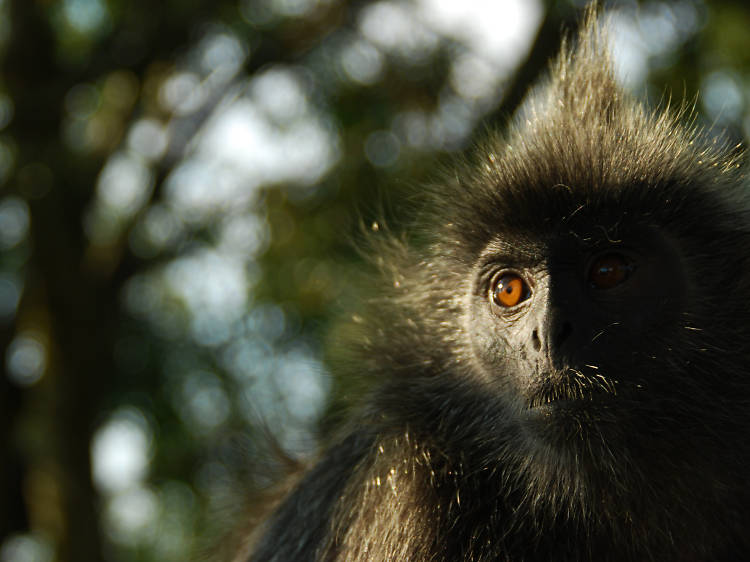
[531,323,574,350]
[531,329,542,352]
[554,321,573,348]
[532,312,577,365]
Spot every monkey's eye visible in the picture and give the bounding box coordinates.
[491,273,531,308]
[588,253,634,290]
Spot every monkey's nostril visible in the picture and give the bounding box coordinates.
[532,329,542,352]
[555,321,573,348]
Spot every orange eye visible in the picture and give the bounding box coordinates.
[492,274,530,308]
[589,253,634,290]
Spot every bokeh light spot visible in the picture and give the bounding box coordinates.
[0,196,29,249]
[6,332,46,387]
[91,407,154,494]
[364,130,401,168]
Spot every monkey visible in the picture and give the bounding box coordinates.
[245,10,750,562]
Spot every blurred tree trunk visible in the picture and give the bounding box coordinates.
[3,1,109,560]
[0,323,26,538]
[2,0,239,557]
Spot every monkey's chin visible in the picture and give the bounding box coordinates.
[520,378,623,438]
[519,394,627,454]
[524,397,616,421]
[522,369,619,415]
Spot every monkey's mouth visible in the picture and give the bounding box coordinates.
[524,369,618,411]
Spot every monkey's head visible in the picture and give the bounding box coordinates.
[368,21,750,475]
[454,28,750,456]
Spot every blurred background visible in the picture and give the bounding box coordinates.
[0,0,749,560]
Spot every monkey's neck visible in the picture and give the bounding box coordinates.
[324,426,747,562]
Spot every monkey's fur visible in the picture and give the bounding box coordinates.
[248,13,750,562]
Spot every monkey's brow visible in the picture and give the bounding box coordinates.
[478,238,545,268]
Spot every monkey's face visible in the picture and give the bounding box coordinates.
[465,218,689,442]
